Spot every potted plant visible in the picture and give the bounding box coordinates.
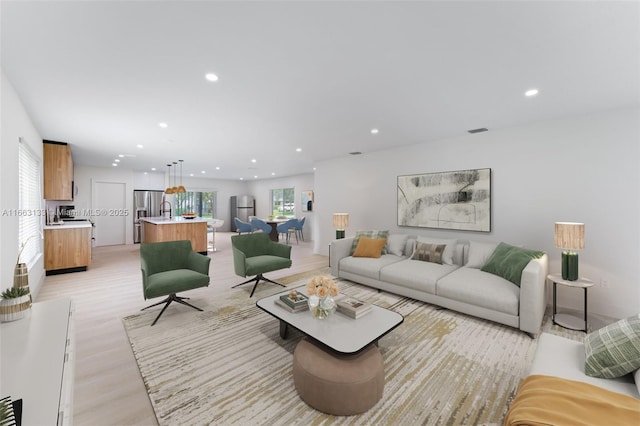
[0,286,31,322]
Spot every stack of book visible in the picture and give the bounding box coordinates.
[336,296,372,319]
[275,290,309,313]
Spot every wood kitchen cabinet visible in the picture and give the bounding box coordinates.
[44,225,91,274]
[43,140,74,200]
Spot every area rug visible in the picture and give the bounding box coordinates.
[123,272,582,426]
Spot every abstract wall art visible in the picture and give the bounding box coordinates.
[397,168,491,232]
[301,190,313,212]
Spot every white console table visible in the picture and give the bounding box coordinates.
[0,298,75,425]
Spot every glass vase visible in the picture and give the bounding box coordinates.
[308,294,336,319]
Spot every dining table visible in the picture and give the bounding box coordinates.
[264,218,289,242]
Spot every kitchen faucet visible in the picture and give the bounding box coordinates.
[159,200,172,219]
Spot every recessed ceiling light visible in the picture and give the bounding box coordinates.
[240,177,244,180]
[190,173,194,177]
[143,172,148,175]
[371,128,379,134]
[296,148,302,152]
[114,159,120,162]
[215,166,220,170]
[251,158,257,163]
[112,163,118,167]
[525,89,539,97]
[205,73,219,82]
[271,172,276,176]
[151,167,156,171]
[201,170,206,174]
[136,144,144,149]
[158,122,168,128]
[118,154,124,158]
[254,175,258,179]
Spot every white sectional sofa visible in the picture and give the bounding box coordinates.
[330,234,548,335]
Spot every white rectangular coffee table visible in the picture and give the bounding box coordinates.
[256,287,404,354]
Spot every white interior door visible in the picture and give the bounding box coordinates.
[93,181,126,246]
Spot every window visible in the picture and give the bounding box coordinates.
[174,191,217,219]
[271,188,295,217]
[18,139,42,267]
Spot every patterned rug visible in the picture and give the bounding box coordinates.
[123,272,583,426]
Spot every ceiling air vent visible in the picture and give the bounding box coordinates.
[349,151,362,155]
[468,128,488,134]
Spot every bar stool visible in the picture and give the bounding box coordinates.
[207,219,224,252]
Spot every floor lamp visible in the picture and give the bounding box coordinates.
[554,222,585,281]
[333,213,349,239]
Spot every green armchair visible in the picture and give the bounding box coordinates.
[140,240,211,326]
[231,232,292,297]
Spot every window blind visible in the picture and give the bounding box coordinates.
[18,139,43,266]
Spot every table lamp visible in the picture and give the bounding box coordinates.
[554,222,585,281]
[333,213,349,239]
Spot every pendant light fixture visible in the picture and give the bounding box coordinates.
[177,159,186,193]
[170,161,178,194]
[164,163,175,194]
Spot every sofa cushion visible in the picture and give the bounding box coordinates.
[386,234,409,256]
[466,241,498,269]
[436,267,520,316]
[411,242,445,264]
[481,242,544,286]
[353,237,387,258]
[415,237,457,265]
[339,255,403,281]
[584,314,640,379]
[350,230,389,255]
[380,259,458,294]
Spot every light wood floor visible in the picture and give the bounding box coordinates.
[36,232,327,426]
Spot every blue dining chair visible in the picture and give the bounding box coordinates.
[250,218,273,234]
[234,217,253,234]
[294,216,306,241]
[277,218,298,244]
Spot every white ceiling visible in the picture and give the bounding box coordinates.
[2,1,638,180]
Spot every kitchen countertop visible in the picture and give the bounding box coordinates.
[44,221,93,230]
[139,216,208,225]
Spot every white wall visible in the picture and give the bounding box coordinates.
[315,108,640,320]
[246,173,316,241]
[1,70,46,298]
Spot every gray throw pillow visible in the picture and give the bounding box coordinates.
[584,314,640,378]
[411,242,445,264]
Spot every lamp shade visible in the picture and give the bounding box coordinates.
[554,222,585,250]
[332,213,349,230]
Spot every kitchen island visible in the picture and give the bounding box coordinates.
[140,217,208,254]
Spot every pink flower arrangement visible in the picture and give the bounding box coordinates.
[306,275,339,299]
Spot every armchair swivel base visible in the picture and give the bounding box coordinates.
[232,273,285,298]
[141,293,203,326]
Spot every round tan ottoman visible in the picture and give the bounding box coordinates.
[292,337,384,415]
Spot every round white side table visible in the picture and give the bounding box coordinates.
[547,273,594,332]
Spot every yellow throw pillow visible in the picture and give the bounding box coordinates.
[353,237,388,258]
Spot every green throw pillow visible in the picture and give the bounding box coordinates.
[584,314,640,379]
[480,242,544,286]
[350,230,389,255]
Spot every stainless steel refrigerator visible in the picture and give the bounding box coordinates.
[133,190,165,243]
[230,195,255,232]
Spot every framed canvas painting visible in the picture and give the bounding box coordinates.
[301,190,313,212]
[397,168,491,232]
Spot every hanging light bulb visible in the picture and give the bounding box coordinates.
[170,161,178,193]
[177,159,186,193]
[164,164,175,194]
